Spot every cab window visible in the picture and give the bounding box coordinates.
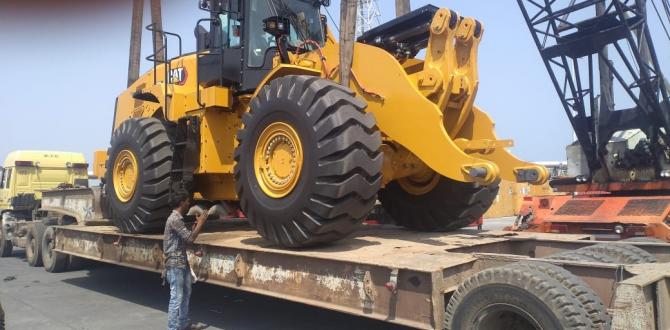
[220,12,241,47]
[246,0,324,68]
[247,0,276,67]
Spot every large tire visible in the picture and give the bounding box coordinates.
[517,261,611,329]
[105,118,172,233]
[581,243,656,264]
[623,237,666,243]
[0,226,11,258]
[41,226,67,273]
[25,221,46,267]
[445,262,593,329]
[0,301,4,330]
[546,249,617,263]
[379,177,500,231]
[67,255,86,271]
[235,76,382,247]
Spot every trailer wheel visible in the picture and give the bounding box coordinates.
[581,243,656,264]
[623,237,666,243]
[67,255,86,271]
[445,262,593,330]
[41,227,67,273]
[25,221,46,267]
[0,227,11,258]
[547,249,617,264]
[0,301,4,330]
[235,76,382,247]
[517,261,611,329]
[106,118,172,233]
[379,176,499,231]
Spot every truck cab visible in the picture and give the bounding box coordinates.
[0,151,89,259]
[0,151,89,217]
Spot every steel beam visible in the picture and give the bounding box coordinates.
[150,0,165,62]
[339,0,357,86]
[128,0,143,87]
[395,0,411,17]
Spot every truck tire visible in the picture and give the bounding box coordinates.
[235,76,382,247]
[581,243,656,264]
[546,249,617,263]
[445,262,593,330]
[0,227,11,258]
[41,227,67,273]
[67,255,86,271]
[379,176,499,231]
[0,301,4,330]
[25,221,46,267]
[623,237,666,243]
[106,118,172,233]
[517,261,611,329]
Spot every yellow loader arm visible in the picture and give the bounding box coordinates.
[310,8,547,185]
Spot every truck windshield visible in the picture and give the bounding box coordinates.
[247,0,324,67]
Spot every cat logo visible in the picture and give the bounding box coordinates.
[169,67,188,85]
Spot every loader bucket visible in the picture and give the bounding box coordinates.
[316,5,548,186]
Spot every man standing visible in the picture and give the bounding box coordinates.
[164,192,209,330]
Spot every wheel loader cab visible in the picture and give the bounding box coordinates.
[197,0,326,91]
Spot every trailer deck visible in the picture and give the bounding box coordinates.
[49,222,670,329]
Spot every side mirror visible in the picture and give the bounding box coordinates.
[321,14,328,34]
[320,0,330,6]
[263,16,290,38]
[199,0,224,12]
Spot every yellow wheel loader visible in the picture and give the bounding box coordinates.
[105,1,547,247]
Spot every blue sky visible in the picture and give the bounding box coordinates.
[0,0,668,164]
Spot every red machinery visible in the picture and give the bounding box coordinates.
[514,0,670,241]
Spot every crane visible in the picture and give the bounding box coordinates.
[514,0,670,242]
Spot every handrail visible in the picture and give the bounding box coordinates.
[144,23,184,118]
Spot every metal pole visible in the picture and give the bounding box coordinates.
[339,0,358,87]
[150,0,165,62]
[128,0,143,87]
[395,0,410,17]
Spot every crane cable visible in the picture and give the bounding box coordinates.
[651,0,670,41]
[323,5,340,33]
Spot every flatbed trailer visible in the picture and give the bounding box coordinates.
[44,221,670,330]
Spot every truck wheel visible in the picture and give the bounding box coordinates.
[106,118,172,233]
[517,261,611,329]
[379,176,499,231]
[445,262,593,330]
[547,249,617,263]
[41,227,67,273]
[0,301,4,330]
[25,221,46,267]
[623,237,666,243]
[235,76,382,247]
[0,227,11,258]
[67,255,86,271]
[581,243,656,264]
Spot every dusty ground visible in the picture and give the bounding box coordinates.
[0,218,515,330]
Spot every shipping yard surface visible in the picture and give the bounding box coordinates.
[0,219,514,330]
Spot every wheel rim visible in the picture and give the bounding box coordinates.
[113,149,139,203]
[473,303,541,330]
[397,170,440,196]
[254,122,304,199]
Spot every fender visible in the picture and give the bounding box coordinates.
[249,65,322,102]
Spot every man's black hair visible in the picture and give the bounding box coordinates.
[170,191,191,209]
